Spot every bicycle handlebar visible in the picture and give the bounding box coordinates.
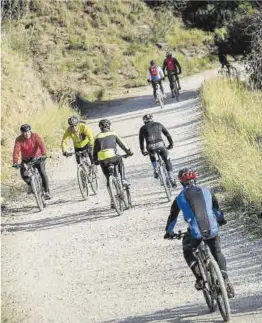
[13,156,47,169]
[169,230,187,240]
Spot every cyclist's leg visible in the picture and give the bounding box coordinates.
[206,234,227,278]
[167,73,174,92]
[182,231,202,287]
[152,82,157,100]
[86,143,94,165]
[159,80,165,96]
[158,146,176,185]
[35,161,50,194]
[147,147,158,178]
[115,156,130,186]
[207,234,235,297]
[20,162,32,193]
[175,74,181,90]
[74,147,81,164]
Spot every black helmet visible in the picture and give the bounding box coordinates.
[99,119,111,130]
[68,116,79,126]
[143,114,153,123]
[20,124,31,132]
[150,60,156,66]
[166,51,172,57]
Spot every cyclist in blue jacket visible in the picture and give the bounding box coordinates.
[164,168,234,297]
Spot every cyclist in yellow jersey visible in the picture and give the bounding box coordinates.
[93,119,133,189]
[61,116,94,165]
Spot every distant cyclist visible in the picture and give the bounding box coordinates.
[62,116,94,166]
[147,60,166,103]
[164,168,234,298]
[139,114,177,188]
[93,119,133,205]
[163,51,182,97]
[12,124,51,199]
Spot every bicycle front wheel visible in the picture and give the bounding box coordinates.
[158,92,165,109]
[86,165,98,195]
[31,176,44,212]
[77,166,89,200]
[109,176,124,216]
[173,81,179,101]
[210,257,231,322]
[159,166,171,202]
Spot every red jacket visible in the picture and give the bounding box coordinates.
[13,133,46,164]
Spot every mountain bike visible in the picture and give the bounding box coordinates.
[14,156,47,212]
[152,81,165,109]
[167,72,179,101]
[171,231,231,322]
[144,148,172,202]
[107,154,132,216]
[67,151,98,200]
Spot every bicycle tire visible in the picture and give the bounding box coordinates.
[173,79,179,101]
[86,165,98,195]
[77,166,89,200]
[124,186,132,209]
[209,256,231,322]
[109,176,124,216]
[31,175,44,211]
[198,256,216,312]
[159,165,171,202]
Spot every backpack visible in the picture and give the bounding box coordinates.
[150,66,158,77]
[166,57,175,71]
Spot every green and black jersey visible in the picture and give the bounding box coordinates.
[93,131,129,161]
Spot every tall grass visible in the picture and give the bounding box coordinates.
[201,78,262,208]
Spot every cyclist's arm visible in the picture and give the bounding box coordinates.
[93,138,99,163]
[212,194,225,223]
[162,60,166,75]
[84,125,94,146]
[161,125,173,146]
[13,139,21,164]
[33,134,46,156]
[165,198,180,233]
[174,58,182,74]
[115,134,130,154]
[158,66,164,79]
[139,127,145,151]
[61,129,70,153]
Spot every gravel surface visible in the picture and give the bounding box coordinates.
[2,70,262,323]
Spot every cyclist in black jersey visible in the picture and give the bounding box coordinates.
[139,114,177,188]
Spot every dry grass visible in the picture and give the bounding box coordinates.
[201,78,262,208]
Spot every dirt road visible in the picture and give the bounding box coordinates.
[2,70,262,323]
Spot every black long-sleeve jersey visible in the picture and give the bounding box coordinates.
[139,121,173,151]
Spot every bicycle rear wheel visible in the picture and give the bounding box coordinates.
[109,176,124,216]
[77,166,89,200]
[198,257,216,312]
[173,80,179,101]
[31,176,44,211]
[210,257,231,322]
[159,166,171,202]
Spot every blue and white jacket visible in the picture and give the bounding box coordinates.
[166,185,224,240]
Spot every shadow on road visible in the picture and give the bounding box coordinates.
[101,294,262,323]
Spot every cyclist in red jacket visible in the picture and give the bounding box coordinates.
[163,51,182,97]
[12,124,51,199]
